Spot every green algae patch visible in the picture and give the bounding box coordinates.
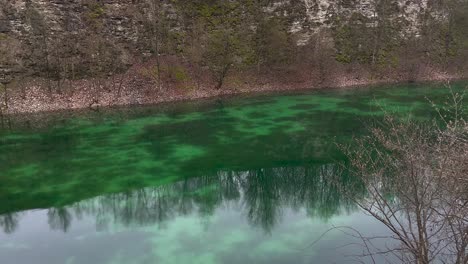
[170,144,206,161]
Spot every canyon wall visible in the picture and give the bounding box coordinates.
[0,0,466,113]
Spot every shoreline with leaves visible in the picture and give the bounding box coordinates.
[1,62,465,115]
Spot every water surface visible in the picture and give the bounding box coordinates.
[0,82,465,264]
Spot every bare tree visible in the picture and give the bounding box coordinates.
[337,85,467,263]
[0,33,22,120]
[141,0,172,92]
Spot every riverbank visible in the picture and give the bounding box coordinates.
[1,63,465,115]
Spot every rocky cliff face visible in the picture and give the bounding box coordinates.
[298,0,432,44]
[0,0,464,85]
[2,1,139,41]
[0,0,466,114]
[0,0,433,72]
[303,0,428,23]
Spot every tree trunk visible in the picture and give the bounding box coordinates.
[155,41,162,91]
[3,83,8,110]
[215,38,232,90]
[0,87,3,128]
[0,108,3,129]
[215,63,230,90]
[42,35,52,95]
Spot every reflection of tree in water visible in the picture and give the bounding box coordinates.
[0,163,362,234]
[0,213,20,234]
[47,207,72,232]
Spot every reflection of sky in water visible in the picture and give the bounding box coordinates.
[0,82,465,263]
[0,200,392,264]
[1,166,397,264]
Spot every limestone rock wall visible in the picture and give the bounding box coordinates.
[0,0,442,80]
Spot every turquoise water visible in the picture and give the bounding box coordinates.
[0,82,465,263]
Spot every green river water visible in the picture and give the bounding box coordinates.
[0,82,465,264]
